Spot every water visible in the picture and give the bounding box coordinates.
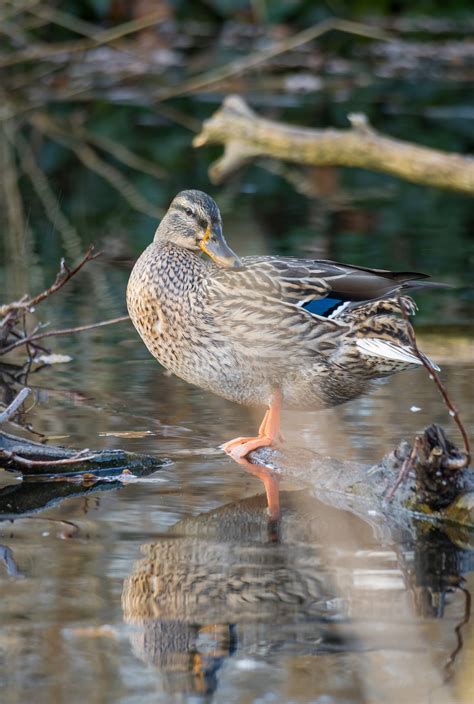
[0,244,473,703]
[1,49,474,699]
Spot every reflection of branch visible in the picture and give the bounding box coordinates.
[444,585,471,681]
[0,545,25,578]
[0,315,129,356]
[0,246,99,318]
[194,96,474,194]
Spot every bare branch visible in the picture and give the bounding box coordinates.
[29,110,168,181]
[0,448,97,468]
[29,116,164,219]
[194,95,474,195]
[0,246,99,318]
[396,295,470,466]
[0,388,31,424]
[12,128,83,259]
[156,18,391,103]
[0,315,130,357]
[0,8,169,68]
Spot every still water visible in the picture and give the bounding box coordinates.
[0,158,473,704]
[0,250,473,704]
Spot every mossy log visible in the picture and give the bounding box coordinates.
[194,95,474,195]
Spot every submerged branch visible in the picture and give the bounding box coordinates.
[246,423,473,527]
[194,96,474,195]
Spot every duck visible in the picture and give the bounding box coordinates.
[127,189,438,472]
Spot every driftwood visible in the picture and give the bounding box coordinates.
[194,95,474,195]
[0,423,472,529]
[245,423,474,530]
[0,429,167,477]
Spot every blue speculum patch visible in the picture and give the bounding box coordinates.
[303,296,346,317]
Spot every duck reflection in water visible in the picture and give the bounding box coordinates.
[121,486,473,702]
[122,491,356,700]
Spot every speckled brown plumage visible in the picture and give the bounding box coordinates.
[127,190,437,415]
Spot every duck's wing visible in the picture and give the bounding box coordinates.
[233,256,432,317]
[205,257,437,367]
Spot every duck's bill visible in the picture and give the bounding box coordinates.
[199,225,242,269]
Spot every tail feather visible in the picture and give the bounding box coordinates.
[356,338,440,371]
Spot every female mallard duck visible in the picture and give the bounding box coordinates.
[127,189,438,463]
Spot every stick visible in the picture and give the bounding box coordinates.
[0,246,100,318]
[0,316,130,357]
[0,388,31,424]
[396,296,470,466]
[0,448,97,469]
[0,8,169,68]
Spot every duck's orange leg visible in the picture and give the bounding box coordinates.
[222,389,282,461]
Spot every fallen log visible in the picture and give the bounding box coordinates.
[246,423,474,530]
[194,95,474,195]
[0,423,472,529]
[0,429,168,477]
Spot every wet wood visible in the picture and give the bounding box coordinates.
[247,423,474,529]
[194,95,474,195]
[0,423,472,528]
[0,429,167,476]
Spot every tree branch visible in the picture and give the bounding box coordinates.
[0,315,129,357]
[194,95,474,195]
[0,388,31,424]
[0,245,99,318]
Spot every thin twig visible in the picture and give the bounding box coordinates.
[0,388,31,424]
[30,118,164,218]
[385,435,421,502]
[397,295,470,465]
[0,316,130,356]
[0,8,169,68]
[0,246,99,318]
[12,127,83,259]
[29,112,167,179]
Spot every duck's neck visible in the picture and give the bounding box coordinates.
[153,239,209,278]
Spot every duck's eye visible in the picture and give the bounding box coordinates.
[184,207,195,218]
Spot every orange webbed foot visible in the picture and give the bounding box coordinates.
[225,434,275,462]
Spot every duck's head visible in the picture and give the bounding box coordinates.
[154,190,242,269]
